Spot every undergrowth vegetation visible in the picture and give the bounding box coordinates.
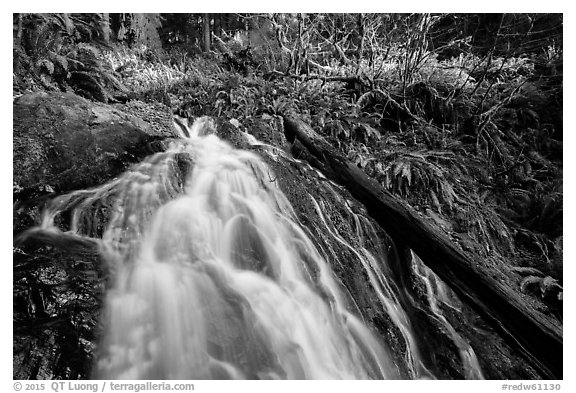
[13,13,562,317]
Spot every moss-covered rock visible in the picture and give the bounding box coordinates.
[13,92,176,196]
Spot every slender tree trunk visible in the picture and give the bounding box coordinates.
[213,13,221,37]
[202,13,211,52]
[357,13,365,60]
[15,13,24,46]
[221,13,229,35]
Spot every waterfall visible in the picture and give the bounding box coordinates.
[29,117,484,380]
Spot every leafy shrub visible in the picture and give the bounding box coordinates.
[14,13,123,102]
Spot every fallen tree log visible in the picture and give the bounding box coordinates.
[282,115,563,379]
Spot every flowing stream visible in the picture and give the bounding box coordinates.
[31,117,484,380]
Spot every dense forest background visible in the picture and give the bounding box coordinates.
[13,12,563,333]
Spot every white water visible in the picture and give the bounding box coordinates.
[34,117,484,380]
[410,253,484,380]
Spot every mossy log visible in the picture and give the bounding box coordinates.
[282,115,563,379]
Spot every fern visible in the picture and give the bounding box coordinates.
[53,13,75,36]
[100,71,128,93]
[16,14,120,101]
[36,59,55,75]
[353,123,381,144]
[49,52,69,74]
[70,71,108,102]
[68,13,111,42]
[520,275,562,299]
[268,96,294,116]
[377,150,463,213]
[511,266,545,276]
[454,199,514,255]
[75,43,102,60]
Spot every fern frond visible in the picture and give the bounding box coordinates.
[430,190,441,212]
[520,275,542,293]
[511,266,544,277]
[440,182,456,209]
[392,161,405,178]
[70,70,108,102]
[402,163,412,186]
[520,275,562,298]
[49,53,69,73]
[36,59,55,75]
[540,276,561,295]
[53,13,74,35]
[100,71,129,93]
[75,43,102,60]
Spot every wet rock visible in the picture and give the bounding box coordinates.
[216,116,545,379]
[13,234,104,379]
[243,116,288,148]
[13,92,176,378]
[13,92,176,197]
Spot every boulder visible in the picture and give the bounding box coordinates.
[13,92,176,197]
[12,92,180,379]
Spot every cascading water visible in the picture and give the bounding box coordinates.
[410,253,484,380]
[29,116,484,380]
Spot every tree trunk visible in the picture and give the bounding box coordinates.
[213,13,221,37]
[15,13,24,46]
[357,13,365,60]
[202,13,211,53]
[221,13,229,34]
[281,115,563,379]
